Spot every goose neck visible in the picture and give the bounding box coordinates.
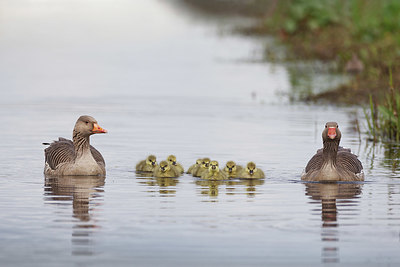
[322,139,339,165]
[73,130,90,157]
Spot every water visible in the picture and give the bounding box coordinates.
[1,1,400,266]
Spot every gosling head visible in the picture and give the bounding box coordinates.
[195,158,202,165]
[225,161,237,173]
[209,161,219,172]
[322,122,341,143]
[146,155,157,166]
[159,161,170,172]
[74,115,107,137]
[246,162,257,175]
[202,157,211,168]
[167,155,177,166]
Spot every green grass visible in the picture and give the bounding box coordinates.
[364,70,400,141]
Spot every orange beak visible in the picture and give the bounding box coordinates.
[92,123,107,133]
[327,127,336,139]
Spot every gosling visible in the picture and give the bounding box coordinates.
[223,161,243,178]
[167,155,184,173]
[136,155,158,172]
[187,158,202,174]
[153,160,181,178]
[193,157,211,177]
[201,161,228,180]
[238,162,265,179]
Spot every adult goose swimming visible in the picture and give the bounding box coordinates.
[43,115,107,176]
[301,122,364,182]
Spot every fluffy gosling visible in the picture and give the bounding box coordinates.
[223,161,243,178]
[201,160,228,180]
[187,158,202,174]
[193,157,211,177]
[238,162,265,179]
[167,155,184,174]
[136,155,158,172]
[153,160,181,178]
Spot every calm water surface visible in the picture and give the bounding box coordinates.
[1,1,400,266]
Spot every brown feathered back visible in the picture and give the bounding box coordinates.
[44,137,105,170]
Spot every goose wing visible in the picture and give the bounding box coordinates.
[90,146,105,165]
[305,151,323,173]
[44,138,75,170]
[337,151,363,174]
[58,137,104,165]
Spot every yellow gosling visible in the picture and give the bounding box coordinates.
[239,162,265,179]
[193,157,211,177]
[167,155,184,173]
[222,160,243,178]
[136,155,158,172]
[187,158,202,174]
[153,160,181,178]
[201,160,228,180]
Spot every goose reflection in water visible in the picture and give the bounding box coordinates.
[195,180,226,198]
[136,174,179,197]
[239,179,265,198]
[44,175,105,256]
[304,182,362,263]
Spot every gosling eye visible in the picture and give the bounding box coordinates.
[325,125,327,128]
[85,121,89,124]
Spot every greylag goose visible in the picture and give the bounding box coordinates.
[43,115,107,176]
[136,155,158,172]
[167,155,184,173]
[153,160,181,178]
[345,53,364,75]
[193,157,211,177]
[187,158,202,174]
[223,160,243,178]
[238,162,265,179]
[201,160,228,180]
[301,122,364,182]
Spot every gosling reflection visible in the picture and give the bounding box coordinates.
[305,183,362,264]
[136,173,179,197]
[239,179,265,198]
[44,175,105,256]
[195,180,226,198]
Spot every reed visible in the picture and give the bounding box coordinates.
[364,70,400,141]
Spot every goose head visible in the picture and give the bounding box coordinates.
[225,161,237,173]
[146,155,157,167]
[202,158,211,169]
[322,122,341,142]
[167,155,177,166]
[246,162,257,175]
[74,115,107,136]
[159,161,170,173]
[209,161,219,172]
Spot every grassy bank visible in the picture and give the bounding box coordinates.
[242,0,400,104]
[183,0,400,140]
[183,0,400,105]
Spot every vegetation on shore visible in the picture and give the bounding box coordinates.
[183,0,400,140]
[184,0,400,104]
[243,0,400,105]
[255,0,400,140]
[364,71,400,142]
